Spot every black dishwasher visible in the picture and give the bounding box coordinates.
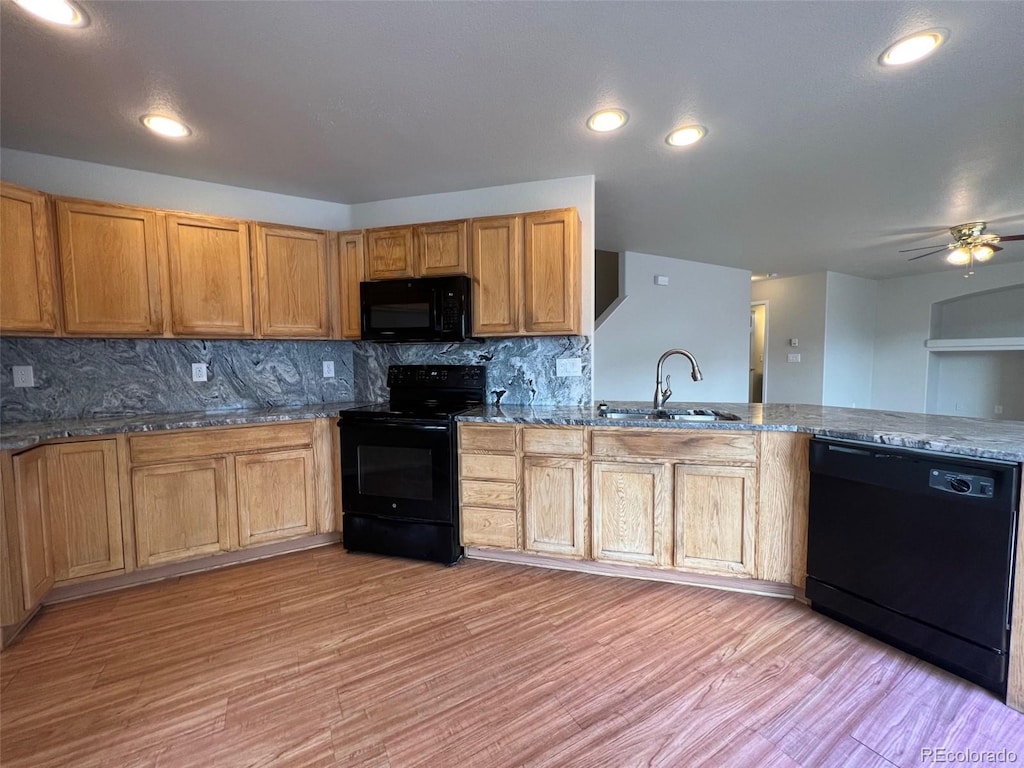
[806,438,1020,694]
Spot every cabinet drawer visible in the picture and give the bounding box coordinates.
[459,424,516,453]
[523,427,584,456]
[130,422,314,464]
[461,453,518,481]
[462,507,518,549]
[460,480,517,509]
[591,429,757,464]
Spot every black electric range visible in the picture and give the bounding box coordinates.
[338,365,485,564]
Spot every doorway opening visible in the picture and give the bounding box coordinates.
[750,302,768,403]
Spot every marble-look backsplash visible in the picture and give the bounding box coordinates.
[1,335,592,422]
[352,336,592,406]
[0,338,355,422]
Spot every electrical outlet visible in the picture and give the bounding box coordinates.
[323,360,335,378]
[954,401,963,412]
[994,405,1003,415]
[12,365,35,387]
[555,357,582,377]
[191,363,208,382]
[787,353,801,363]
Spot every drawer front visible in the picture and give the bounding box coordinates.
[460,480,517,509]
[462,506,519,549]
[591,429,756,464]
[459,424,516,453]
[130,422,315,464]
[522,427,584,456]
[461,453,518,481]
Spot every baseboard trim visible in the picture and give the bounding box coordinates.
[1,604,42,650]
[465,547,796,599]
[45,533,342,605]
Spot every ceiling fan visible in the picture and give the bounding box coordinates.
[900,221,1024,274]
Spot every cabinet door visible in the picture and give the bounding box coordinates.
[235,449,316,547]
[166,214,253,337]
[254,224,330,338]
[674,464,756,576]
[523,209,580,335]
[338,230,365,339]
[55,199,165,335]
[470,215,521,336]
[48,441,124,581]
[13,449,54,610]
[418,220,468,276]
[592,461,671,567]
[365,226,416,280]
[523,456,586,557]
[0,183,59,334]
[132,459,232,567]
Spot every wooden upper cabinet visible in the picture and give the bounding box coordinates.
[471,215,521,336]
[418,220,468,276]
[55,198,164,336]
[254,223,330,338]
[523,209,580,334]
[0,183,59,335]
[338,230,365,339]
[365,226,416,280]
[166,214,253,337]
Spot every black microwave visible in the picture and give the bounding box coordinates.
[360,275,473,342]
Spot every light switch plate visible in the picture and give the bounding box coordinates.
[556,357,582,377]
[323,360,335,378]
[12,365,35,387]
[654,275,670,286]
[192,363,208,382]
[787,353,801,363]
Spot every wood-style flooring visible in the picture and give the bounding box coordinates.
[2,548,1022,767]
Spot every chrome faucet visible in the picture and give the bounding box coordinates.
[653,348,703,410]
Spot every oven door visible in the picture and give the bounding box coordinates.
[340,418,454,524]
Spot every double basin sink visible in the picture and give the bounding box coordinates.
[597,406,742,422]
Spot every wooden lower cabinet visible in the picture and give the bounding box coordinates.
[522,456,586,558]
[674,464,757,576]
[591,461,671,567]
[48,440,125,581]
[235,448,316,546]
[12,448,55,610]
[132,458,232,567]
[458,425,520,549]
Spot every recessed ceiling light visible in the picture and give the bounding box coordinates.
[879,29,947,67]
[666,125,706,147]
[587,109,628,133]
[141,114,192,139]
[11,0,88,27]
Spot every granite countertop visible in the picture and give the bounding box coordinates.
[457,402,1024,463]
[0,401,372,452]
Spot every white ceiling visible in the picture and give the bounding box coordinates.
[2,1,1023,280]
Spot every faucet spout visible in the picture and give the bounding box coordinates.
[653,348,703,410]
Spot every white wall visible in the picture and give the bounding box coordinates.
[751,273,827,405]
[0,148,352,230]
[927,351,1024,420]
[351,175,596,336]
[931,285,1024,338]
[872,261,1024,412]
[822,272,877,408]
[594,251,750,403]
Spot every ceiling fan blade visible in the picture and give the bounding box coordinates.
[996,234,1024,242]
[907,248,949,261]
[899,244,948,253]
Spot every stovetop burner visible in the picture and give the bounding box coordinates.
[340,364,487,423]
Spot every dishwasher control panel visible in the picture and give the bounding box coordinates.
[929,469,995,498]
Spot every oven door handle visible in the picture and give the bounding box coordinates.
[351,421,449,431]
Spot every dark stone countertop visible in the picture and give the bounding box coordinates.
[456,402,1024,463]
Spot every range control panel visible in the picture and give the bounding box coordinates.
[929,470,995,498]
[387,365,485,390]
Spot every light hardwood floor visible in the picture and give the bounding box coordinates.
[2,548,1022,767]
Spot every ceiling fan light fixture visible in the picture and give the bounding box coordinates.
[972,245,995,262]
[141,114,192,139]
[946,247,972,266]
[587,109,628,133]
[879,29,947,67]
[666,125,706,147]
[11,0,87,27]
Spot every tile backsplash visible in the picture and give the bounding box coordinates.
[0,335,591,422]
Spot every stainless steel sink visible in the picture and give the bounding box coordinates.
[597,408,742,422]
